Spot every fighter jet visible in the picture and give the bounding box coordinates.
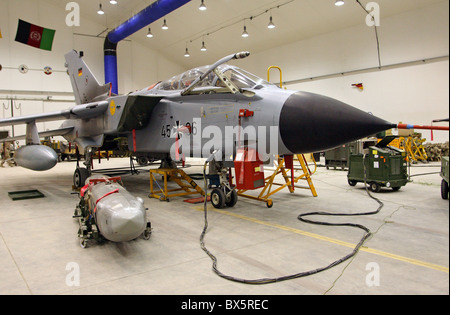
[0,50,395,205]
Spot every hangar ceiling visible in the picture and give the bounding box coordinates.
[44,0,445,69]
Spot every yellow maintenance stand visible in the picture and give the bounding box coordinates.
[149,168,205,202]
[237,154,318,208]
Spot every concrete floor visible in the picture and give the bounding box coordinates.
[0,157,448,295]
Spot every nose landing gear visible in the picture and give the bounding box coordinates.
[207,160,238,209]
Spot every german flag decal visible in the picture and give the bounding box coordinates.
[78,68,83,77]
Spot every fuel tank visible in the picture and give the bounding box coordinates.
[81,175,148,243]
[14,145,58,171]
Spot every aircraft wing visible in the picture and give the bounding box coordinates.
[0,110,72,127]
[0,100,109,128]
[0,127,74,143]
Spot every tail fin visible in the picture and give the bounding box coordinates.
[65,50,111,105]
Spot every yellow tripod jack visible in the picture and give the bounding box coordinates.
[237,154,318,208]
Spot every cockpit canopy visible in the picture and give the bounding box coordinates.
[155,65,275,93]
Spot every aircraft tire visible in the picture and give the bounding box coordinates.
[225,189,238,208]
[74,167,89,188]
[211,188,225,209]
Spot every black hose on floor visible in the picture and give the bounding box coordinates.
[200,154,383,284]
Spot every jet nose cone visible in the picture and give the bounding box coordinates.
[279,92,395,153]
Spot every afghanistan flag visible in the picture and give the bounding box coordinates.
[15,19,55,51]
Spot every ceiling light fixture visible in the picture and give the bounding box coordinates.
[200,41,207,52]
[199,0,207,11]
[186,1,297,51]
[110,0,118,4]
[242,25,249,38]
[146,28,153,38]
[184,47,190,57]
[335,0,345,6]
[97,3,105,15]
[268,16,276,29]
[162,19,169,30]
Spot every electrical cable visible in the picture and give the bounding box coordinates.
[356,0,382,68]
[199,154,384,285]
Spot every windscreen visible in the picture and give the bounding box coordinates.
[157,65,274,91]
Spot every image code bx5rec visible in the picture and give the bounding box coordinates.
[180,299,270,312]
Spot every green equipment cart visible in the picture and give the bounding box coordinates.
[325,141,361,170]
[347,136,408,192]
[441,157,449,200]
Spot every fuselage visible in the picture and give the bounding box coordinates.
[1,51,395,173]
[60,64,394,162]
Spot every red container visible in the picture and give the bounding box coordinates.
[234,148,265,190]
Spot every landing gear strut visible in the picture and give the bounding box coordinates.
[208,160,237,209]
[73,148,93,188]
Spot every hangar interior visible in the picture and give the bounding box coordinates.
[0,0,448,296]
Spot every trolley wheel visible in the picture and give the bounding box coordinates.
[266,199,273,208]
[211,188,226,209]
[348,179,357,186]
[225,189,238,207]
[143,229,152,240]
[80,238,89,249]
[369,182,381,193]
[137,156,149,166]
[441,179,449,200]
[74,167,89,188]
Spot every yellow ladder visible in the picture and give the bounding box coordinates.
[237,154,318,208]
[149,168,205,202]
